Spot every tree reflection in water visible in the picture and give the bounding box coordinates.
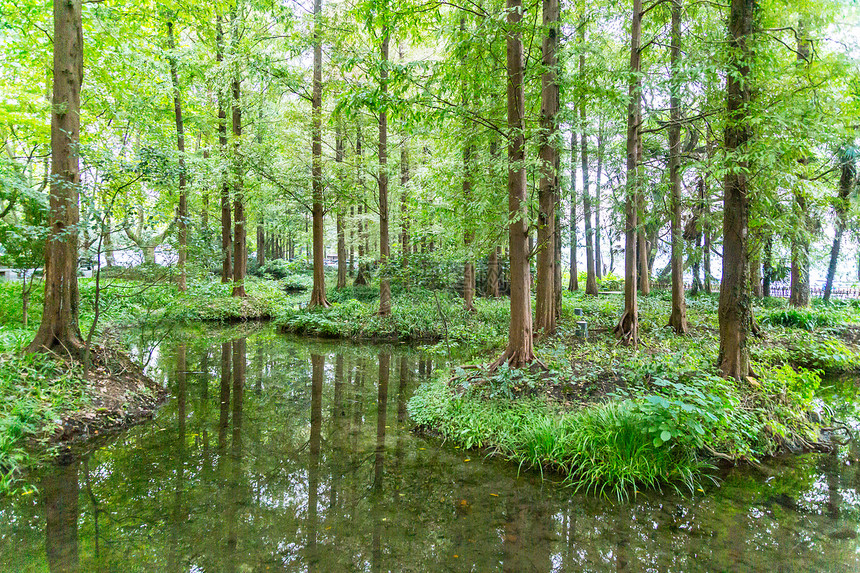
[0,326,857,573]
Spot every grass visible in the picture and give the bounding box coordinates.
[0,353,89,493]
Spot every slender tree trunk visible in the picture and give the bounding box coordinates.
[614,0,641,346]
[463,141,476,312]
[791,23,813,307]
[594,123,604,279]
[568,131,579,291]
[354,125,369,286]
[535,0,560,334]
[349,205,355,276]
[718,0,755,379]
[217,17,232,284]
[703,176,712,293]
[336,122,347,289]
[750,251,762,297]
[824,153,856,302]
[667,0,688,334]
[28,0,85,354]
[580,41,597,297]
[257,219,265,267]
[762,235,773,297]
[377,20,392,316]
[400,135,410,284]
[637,187,650,295]
[492,0,535,369]
[309,0,329,308]
[201,148,210,237]
[487,246,501,297]
[230,12,246,298]
[166,21,188,292]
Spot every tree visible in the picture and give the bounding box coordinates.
[27,0,86,355]
[309,0,330,307]
[535,0,561,334]
[718,0,755,379]
[165,18,188,293]
[614,0,642,346]
[492,0,536,369]
[230,8,247,298]
[667,0,688,334]
[824,144,858,302]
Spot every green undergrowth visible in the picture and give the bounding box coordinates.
[408,355,827,500]
[275,288,509,350]
[0,353,89,494]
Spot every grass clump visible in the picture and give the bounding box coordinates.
[0,353,88,493]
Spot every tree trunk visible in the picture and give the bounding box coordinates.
[718,0,755,379]
[309,0,329,308]
[486,246,501,297]
[614,0,641,346]
[336,122,347,289]
[824,151,856,302]
[463,141,476,312]
[492,0,535,369]
[580,44,598,297]
[535,0,560,334]
[166,21,188,293]
[217,16,232,284]
[750,253,762,297]
[354,125,369,286]
[594,122,604,279]
[401,136,410,279]
[257,220,265,267]
[762,236,773,297]
[28,0,85,355]
[703,176,712,293]
[378,24,392,316]
[230,14,246,298]
[637,187,650,295]
[667,0,688,334]
[789,190,810,307]
[568,130,579,291]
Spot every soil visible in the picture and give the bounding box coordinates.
[48,346,168,451]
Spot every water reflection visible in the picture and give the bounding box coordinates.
[0,327,859,572]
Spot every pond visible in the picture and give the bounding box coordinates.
[1,324,859,572]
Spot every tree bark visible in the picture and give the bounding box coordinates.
[718,0,755,379]
[230,11,246,298]
[762,235,773,297]
[309,0,329,308]
[492,0,535,369]
[377,19,392,316]
[824,150,856,302]
[336,122,347,289]
[535,0,560,334]
[217,16,232,284]
[354,125,369,286]
[463,141,476,312]
[28,0,85,355]
[568,130,579,291]
[667,0,688,334]
[594,122,604,279]
[580,38,597,297]
[614,0,641,346]
[486,246,501,297]
[166,21,188,293]
[400,135,410,284]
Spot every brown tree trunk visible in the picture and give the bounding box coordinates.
[492,0,535,369]
[614,0,641,346]
[309,0,329,308]
[535,0,560,334]
[703,176,712,293]
[463,141,476,312]
[594,122,604,279]
[568,130,579,291]
[718,0,755,379]
[667,0,688,334]
[217,16,232,284]
[580,38,597,297]
[486,246,501,297]
[378,25,392,316]
[750,252,763,297]
[166,21,188,293]
[791,23,813,307]
[400,135,410,284]
[257,220,265,267]
[28,0,85,355]
[336,122,347,289]
[230,15,246,298]
[824,151,856,302]
[354,125,369,287]
[637,188,650,295]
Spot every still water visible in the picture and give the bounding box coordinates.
[1,324,859,572]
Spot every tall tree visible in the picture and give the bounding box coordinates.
[336,121,348,289]
[217,16,232,284]
[718,0,755,379]
[789,22,812,308]
[230,9,247,298]
[535,0,561,334]
[667,0,688,334]
[824,145,858,302]
[166,19,188,293]
[580,26,597,297]
[377,4,392,316]
[614,0,642,346]
[568,131,579,291]
[28,0,85,354]
[309,0,330,307]
[492,0,535,368]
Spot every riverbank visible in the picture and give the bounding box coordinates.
[407,291,860,498]
[0,347,164,493]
